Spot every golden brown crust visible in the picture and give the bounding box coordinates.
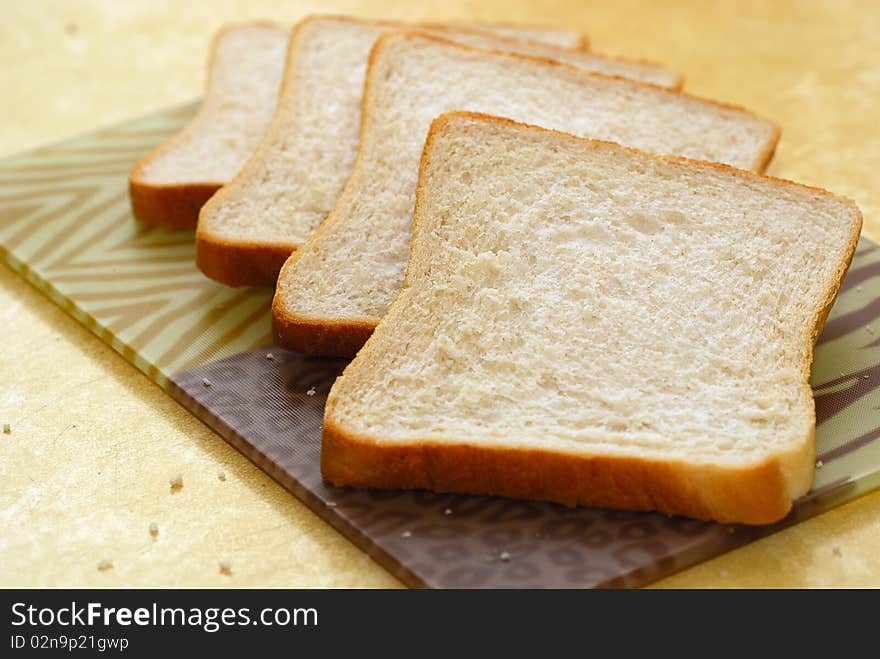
[322,419,798,525]
[271,312,374,357]
[129,178,219,229]
[319,112,862,524]
[271,307,375,357]
[195,231,294,287]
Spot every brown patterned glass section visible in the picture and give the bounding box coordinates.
[168,339,858,588]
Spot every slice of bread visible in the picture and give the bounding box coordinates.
[129,23,289,229]
[272,33,780,356]
[196,16,680,287]
[322,112,862,525]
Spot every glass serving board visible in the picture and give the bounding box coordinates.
[2,104,879,587]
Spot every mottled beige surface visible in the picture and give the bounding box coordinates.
[1,0,878,588]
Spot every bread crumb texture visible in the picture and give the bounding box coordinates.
[275,34,777,336]
[324,114,861,524]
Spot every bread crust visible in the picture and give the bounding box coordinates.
[129,178,219,230]
[272,275,375,357]
[128,22,283,229]
[196,231,294,287]
[271,307,376,357]
[322,418,809,525]
[319,112,862,525]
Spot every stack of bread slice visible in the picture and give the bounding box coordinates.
[195,17,682,286]
[129,15,862,524]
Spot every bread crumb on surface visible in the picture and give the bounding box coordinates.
[816,460,824,469]
[202,378,212,387]
[499,551,511,562]
[218,472,226,481]
[149,522,159,538]
[401,530,412,538]
[306,386,316,397]
[169,474,183,492]
[266,352,275,361]
[97,559,113,571]
[2,423,10,435]
[444,508,453,515]
[219,560,233,575]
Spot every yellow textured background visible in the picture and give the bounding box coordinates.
[1,0,879,588]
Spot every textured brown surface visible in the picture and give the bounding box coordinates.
[1,0,879,587]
